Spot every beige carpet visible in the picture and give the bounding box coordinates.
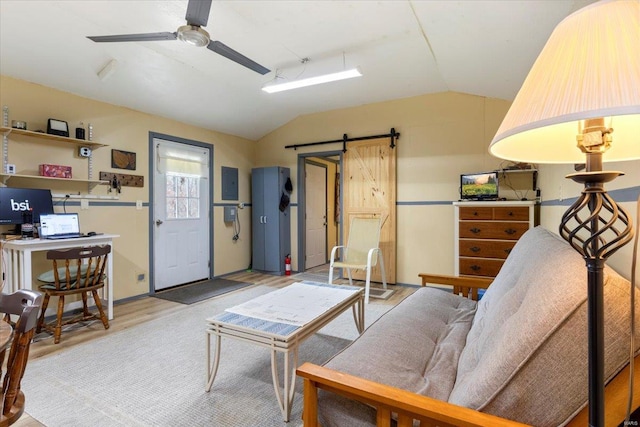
[22,284,394,426]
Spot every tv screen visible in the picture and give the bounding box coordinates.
[460,172,499,200]
[0,187,54,225]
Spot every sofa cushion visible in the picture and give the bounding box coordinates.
[448,226,638,426]
[319,287,477,427]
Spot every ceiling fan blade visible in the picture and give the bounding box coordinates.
[87,32,177,43]
[207,41,270,75]
[185,0,212,27]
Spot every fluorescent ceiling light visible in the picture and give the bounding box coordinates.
[262,68,362,93]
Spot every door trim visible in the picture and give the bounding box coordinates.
[297,150,342,273]
[148,131,214,294]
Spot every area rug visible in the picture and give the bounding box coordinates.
[152,278,252,304]
[22,285,394,427]
[293,272,395,300]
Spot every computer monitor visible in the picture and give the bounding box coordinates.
[0,187,55,225]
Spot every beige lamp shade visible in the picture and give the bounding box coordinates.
[490,0,640,164]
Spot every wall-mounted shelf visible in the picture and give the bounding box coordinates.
[0,173,108,188]
[0,126,107,148]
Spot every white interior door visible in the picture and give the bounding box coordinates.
[153,138,210,290]
[305,162,327,269]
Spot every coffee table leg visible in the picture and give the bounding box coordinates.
[205,332,221,392]
[271,347,299,422]
[351,295,365,333]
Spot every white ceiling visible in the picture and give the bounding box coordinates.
[0,0,596,141]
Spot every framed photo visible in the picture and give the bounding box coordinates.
[111,149,136,170]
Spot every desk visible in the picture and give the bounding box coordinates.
[1,235,119,320]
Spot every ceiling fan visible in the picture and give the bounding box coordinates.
[87,0,270,75]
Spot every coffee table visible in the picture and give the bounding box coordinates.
[205,281,364,421]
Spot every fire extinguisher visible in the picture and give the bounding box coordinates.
[285,254,291,276]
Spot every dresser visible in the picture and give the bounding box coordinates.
[454,201,539,278]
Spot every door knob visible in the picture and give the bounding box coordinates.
[155,219,163,226]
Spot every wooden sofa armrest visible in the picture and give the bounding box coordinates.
[419,274,493,301]
[296,362,530,427]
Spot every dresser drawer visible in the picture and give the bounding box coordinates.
[493,206,530,221]
[459,207,494,220]
[459,258,504,277]
[459,221,530,240]
[459,239,516,259]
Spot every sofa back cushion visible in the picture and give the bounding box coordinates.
[448,226,638,426]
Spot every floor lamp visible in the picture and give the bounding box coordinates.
[489,1,640,426]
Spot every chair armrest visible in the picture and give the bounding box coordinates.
[296,362,530,427]
[330,245,347,262]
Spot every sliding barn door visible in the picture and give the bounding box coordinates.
[343,138,396,284]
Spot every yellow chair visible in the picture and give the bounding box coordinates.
[328,217,387,304]
[36,245,110,344]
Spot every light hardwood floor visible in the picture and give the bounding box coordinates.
[16,268,416,426]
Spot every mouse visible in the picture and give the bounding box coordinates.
[87,231,97,236]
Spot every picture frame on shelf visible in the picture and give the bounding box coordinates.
[46,119,69,137]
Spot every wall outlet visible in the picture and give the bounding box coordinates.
[136,200,143,210]
[81,199,89,210]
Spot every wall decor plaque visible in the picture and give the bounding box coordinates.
[111,149,136,170]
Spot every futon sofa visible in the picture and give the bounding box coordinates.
[297,226,639,426]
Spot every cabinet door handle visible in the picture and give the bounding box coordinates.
[470,227,481,234]
[470,246,481,253]
[470,265,481,271]
[505,228,517,235]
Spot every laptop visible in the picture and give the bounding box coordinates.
[39,213,84,239]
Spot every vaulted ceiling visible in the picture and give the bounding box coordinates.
[0,0,595,140]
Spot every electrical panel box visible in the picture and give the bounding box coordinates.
[224,206,236,222]
[221,166,238,200]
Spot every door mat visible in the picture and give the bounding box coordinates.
[152,278,252,305]
[367,287,395,300]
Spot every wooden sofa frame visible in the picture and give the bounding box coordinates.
[296,274,640,427]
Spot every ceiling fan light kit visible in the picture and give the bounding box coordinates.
[262,67,363,94]
[176,25,210,47]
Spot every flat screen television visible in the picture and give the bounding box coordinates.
[460,171,499,200]
[0,187,54,225]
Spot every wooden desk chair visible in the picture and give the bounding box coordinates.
[0,289,42,426]
[36,245,111,344]
[328,217,387,304]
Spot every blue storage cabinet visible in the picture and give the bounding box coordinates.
[251,167,291,274]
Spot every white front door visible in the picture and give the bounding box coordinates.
[305,161,327,269]
[153,138,210,290]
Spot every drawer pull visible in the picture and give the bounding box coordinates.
[504,228,517,235]
[470,227,481,234]
[473,211,479,216]
[470,265,481,271]
[470,246,481,253]
[504,248,512,255]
